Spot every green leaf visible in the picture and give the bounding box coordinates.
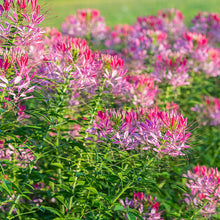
[114,204,125,211]
[55,195,66,206]
[40,206,64,217]
[76,181,85,186]
[57,184,71,192]
[127,211,137,220]
[51,163,64,169]
[171,184,187,193]
[23,125,42,129]
[1,179,12,196]
[127,210,144,220]
[85,187,98,194]
[26,111,51,122]
[49,181,55,192]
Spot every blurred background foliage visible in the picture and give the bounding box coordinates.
[39,0,220,29]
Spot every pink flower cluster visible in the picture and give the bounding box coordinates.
[120,192,163,220]
[89,107,191,157]
[126,75,158,107]
[0,0,46,124]
[191,96,220,126]
[152,52,189,87]
[0,140,34,167]
[157,8,186,36]
[191,12,220,45]
[35,33,131,106]
[183,165,220,217]
[174,32,220,77]
[62,9,220,82]
[62,9,108,44]
[32,28,157,109]
[0,0,44,47]
[0,51,36,103]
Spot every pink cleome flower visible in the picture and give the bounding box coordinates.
[89,107,191,157]
[61,9,108,44]
[183,165,220,217]
[120,192,163,220]
[191,96,220,126]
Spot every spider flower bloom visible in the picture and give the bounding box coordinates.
[0,140,34,167]
[138,107,191,156]
[174,32,208,55]
[126,74,158,108]
[120,192,163,220]
[0,0,45,47]
[201,47,220,77]
[157,8,186,37]
[174,32,220,77]
[191,12,220,45]
[62,9,108,44]
[135,15,163,31]
[0,51,36,103]
[36,31,132,109]
[183,165,220,217]
[191,96,220,126]
[152,52,189,87]
[90,107,191,156]
[104,24,133,49]
[90,108,141,150]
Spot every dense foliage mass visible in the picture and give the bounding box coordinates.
[0,1,220,219]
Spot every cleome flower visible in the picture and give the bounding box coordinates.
[0,50,36,103]
[152,52,189,88]
[61,9,108,45]
[191,95,220,126]
[183,165,220,217]
[190,12,220,45]
[157,8,186,38]
[35,30,133,108]
[120,192,163,220]
[0,0,45,48]
[126,74,159,108]
[89,107,191,157]
[0,139,34,168]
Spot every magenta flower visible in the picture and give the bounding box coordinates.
[0,51,36,103]
[157,8,187,38]
[200,47,220,77]
[174,32,220,77]
[152,52,189,87]
[104,24,133,49]
[183,165,220,217]
[126,74,158,108]
[191,12,220,45]
[0,139,34,167]
[35,31,132,109]
[0,0,45,47]
[62,9,108,45]
[191,96,220,126]
[120,192,163,220]
[89,107,191,157]
[174,32,208,55]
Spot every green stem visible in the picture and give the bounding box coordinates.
[69,151,82,211]
[109,182,132,209]
[8,195,20,218]
[1,88,6,102]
